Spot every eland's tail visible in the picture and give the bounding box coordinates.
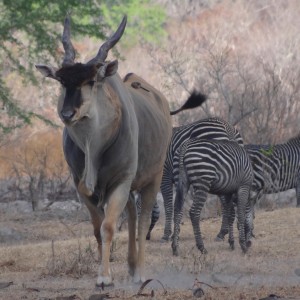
[170,91,207,115]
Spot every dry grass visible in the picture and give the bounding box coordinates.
[0,207,300,299]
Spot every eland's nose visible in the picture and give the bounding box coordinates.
[61,110,75,122]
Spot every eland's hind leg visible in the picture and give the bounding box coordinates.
[127,192,138,277]
[135,174,162,283]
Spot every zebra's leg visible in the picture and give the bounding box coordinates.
[236,193,255,241]
[226,195,236,250]
[171,177,188,256]
[236,186,250,253]
[171,199,184,256]
[245,197,255,247]
[295,176,300,207]
[146,201,160,240]
[190,186,209,254]
[215,195,229,241]
[248,190,262,238]
[161,172,174,242]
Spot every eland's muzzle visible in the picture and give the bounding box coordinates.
[61,109,75,123]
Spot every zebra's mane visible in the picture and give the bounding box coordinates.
[173,116,227,132]
[286,133,300,144]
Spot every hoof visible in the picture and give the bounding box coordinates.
[229,241,235,250]
[109,254,116,262]
[160,237,169,243]
[246,240,252,248]
[241,245,248,254]
[215,235,224,242]
[172,244,179,256]
[128,268,134,277]
[197,245,207,254]
[198,246,207,254]
[95,281,114,288]
[96,274,113,287]
[133,273,145,284]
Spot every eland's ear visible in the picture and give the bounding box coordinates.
[98,60,118,79]
[35,64,58,80]
[105,60,118,77]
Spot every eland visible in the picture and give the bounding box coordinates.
[36,15,204,286]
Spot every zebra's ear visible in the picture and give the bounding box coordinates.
[35,64,59,80]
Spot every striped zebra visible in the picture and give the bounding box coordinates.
[217,137,300,240]
[172,138,253,255]
[135,194,160,240]
[158,111,244,242]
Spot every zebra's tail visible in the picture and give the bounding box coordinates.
[174,141,189,212]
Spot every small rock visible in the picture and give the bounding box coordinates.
[0,227,25,243]
[193,287,204,298]
[0,282,13,289]
[89,294,108,300]
[259,294,281,300]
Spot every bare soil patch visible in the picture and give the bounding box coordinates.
[0,205,299,300]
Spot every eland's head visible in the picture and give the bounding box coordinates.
[36,15,127,125]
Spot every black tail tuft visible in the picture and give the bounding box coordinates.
[175,180,185,212]
[170,91,207,115]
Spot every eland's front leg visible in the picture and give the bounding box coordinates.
[84,195,105,260]
[96,185,130,286]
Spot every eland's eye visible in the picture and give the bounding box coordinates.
[87,80,96,87]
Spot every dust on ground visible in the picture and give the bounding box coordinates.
[0,202,299,300]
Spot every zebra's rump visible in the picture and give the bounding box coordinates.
[165,117,244,173]
[246,143,300,193]
[175,139,253,194]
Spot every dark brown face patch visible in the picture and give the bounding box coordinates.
[56,63,98,87]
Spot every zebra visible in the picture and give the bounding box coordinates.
[135,194,160,240]
[216,137,300,240]
[157,108,244,242]
[172,138,254,255]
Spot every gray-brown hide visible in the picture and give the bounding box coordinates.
[36,16,172,285]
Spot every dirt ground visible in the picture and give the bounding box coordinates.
[0,204,299,300]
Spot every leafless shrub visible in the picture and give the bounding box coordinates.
[144,0,300,144]
[46,240,97,278]
[4,138,73,210]
[183,248,216,274]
